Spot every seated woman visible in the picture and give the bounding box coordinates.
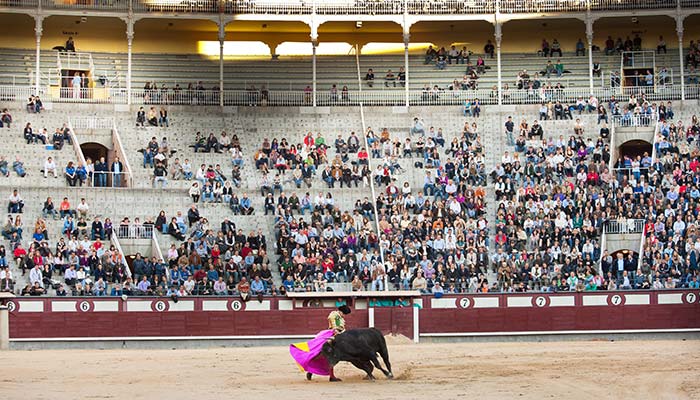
[147,107,158,126]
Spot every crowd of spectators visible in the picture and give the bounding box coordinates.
[636,111,700,290]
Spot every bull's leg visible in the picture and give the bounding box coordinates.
[329,367,342,382]
[370,354,393,379]
[351,360,375,380]
[377,344,393,379]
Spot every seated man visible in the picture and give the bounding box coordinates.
[424,45,437,64]
[53,128,65,150]
[7,190,24,213]
[12,156,26,177]
[251,275,266,296]
[384,69,396,87]
[575,38,585,56]
[44,156,58,178]
[365,68,375,87]
[397,67,406,87]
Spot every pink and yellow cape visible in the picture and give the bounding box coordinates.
[289,329,335,376]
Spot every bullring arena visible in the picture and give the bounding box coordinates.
[1,0,700,398]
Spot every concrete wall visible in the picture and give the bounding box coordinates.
[606,233,643,254]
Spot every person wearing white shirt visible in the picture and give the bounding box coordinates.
[44,156,57,178]
[29,265,43,288]
[195,165,206,185]
[76,198,89,218]
[501,152,512,165]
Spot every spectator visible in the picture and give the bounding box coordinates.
[365,68,375,87]
[43,156,57,178]
[8,189,23,213]
[12,156,26,177]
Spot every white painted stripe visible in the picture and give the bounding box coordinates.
[472,297,499,308]
[244,301,271,311]
[126,301,152,312]
[202,300,228,312]
[167,300,194,312]
[624,294,650,305]
[507,297,532,308]
[658,293,683,305]
[51,301,77,312]
[582,295,608,306]
[11,334,318,342]
[17,301,44,312]
[93,301,119,312]
[421,328,700,337]
[430,298,457,309]
[549,296,575,307]
[10,328,700,342]
[277,300,293,311]
[413,306,420,344]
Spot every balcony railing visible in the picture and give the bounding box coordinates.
[604,219,645,234]
[1,84,699,107]
[0,0,696,15]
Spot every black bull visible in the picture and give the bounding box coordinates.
[321,328,394,380]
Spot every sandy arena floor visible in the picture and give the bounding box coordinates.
[2,339,699,400]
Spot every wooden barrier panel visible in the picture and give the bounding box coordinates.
[5,290,700,339]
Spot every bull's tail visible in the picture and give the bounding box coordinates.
[373,328,393,377]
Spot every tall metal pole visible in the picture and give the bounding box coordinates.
[586,15,594,91]
[495,22,502,106]
[126,17,134,106]
[34,16,43,96]
[403,31,410,108]
[218,20,226,107]
[403,0,410,108]
[677,14,686,101]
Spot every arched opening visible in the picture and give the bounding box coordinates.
[618,139,652,163]
[80,142,108,165]
[610,249,638,259]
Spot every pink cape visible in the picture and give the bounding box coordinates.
[289,329,335,376]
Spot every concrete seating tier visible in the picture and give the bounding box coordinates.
[0,47,683,92]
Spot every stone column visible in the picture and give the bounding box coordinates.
[34,16,43,96]
[677,16,686,101]
[126,17,134,105]
[403,31,410,107]
[495,22,502,105]
[218,21,226,107]
[586,16,594,91]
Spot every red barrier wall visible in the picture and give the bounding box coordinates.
[5,290,700,339]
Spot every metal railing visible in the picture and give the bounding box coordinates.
[604,218,645,234]
[111,120,134,188]
[90,171,134,188]
[110,231,132,279]
[70,116,115,130]
[0,0,694,15]
[1,84,699,107]
[116,223,154,239]
[611,114,656,127]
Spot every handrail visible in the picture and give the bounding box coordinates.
[598,230,606,276]
[608,114,616,173]
[151,229,169,282]
[0,0,687,15]
[355,46,386,287]
[0,85,696,106]
[110,231,132,279]
[112,119,133,188]
[66,119,88,167]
